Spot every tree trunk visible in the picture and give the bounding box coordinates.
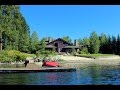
[0,31,2,51]
[0,36,2,51]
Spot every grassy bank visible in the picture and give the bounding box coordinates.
[76,54,114,59]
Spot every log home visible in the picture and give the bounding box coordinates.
[39,38,83,53]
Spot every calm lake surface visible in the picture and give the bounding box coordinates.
[0,63,120,85]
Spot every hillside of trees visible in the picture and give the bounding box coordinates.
[0,5,120,56]
[0,5,30,52]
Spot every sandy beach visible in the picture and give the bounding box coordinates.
[57,55,120,65]
[1,55,120,68]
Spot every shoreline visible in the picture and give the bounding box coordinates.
[0,55,120,66]
[57,55,120,66]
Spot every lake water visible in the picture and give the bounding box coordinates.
[0,63,120,85]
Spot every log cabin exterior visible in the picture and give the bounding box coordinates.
[39,38,83,53]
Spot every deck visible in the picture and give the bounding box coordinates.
[0,63,76,73]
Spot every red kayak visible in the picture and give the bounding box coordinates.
[42,61,59,67]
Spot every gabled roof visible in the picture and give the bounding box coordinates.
[64,45,83,48]
[47,38,73,45]
[45,45,56,48]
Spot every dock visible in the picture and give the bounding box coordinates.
[0,63,76,73]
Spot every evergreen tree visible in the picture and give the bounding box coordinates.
[89,31,100,54]
[18,14,30,52]
[83,37,90,53]
[30,31,39,53]
[0,5,30,52]
[0,6,4,51]
[62,36,72,43]
[116,35,120,55]
[99,33,107,53]
[40,39,46,51]
[83,37,90,46]
[106,35,112,54]
[111,36,117,54]
[78,38,83,45]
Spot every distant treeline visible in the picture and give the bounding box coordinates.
[0,5,120,55]
[78,32,120,55]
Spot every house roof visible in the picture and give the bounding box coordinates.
[64,45,83,48]
[47,38,73,45]
[39,45,56,49]
[45,45,56,48]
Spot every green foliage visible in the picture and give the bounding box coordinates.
[39,39,46,51]
[116,35,120,55]
[29,31,40,53]
[78,38,83,45]
[36,50,57,57]
[99,33,107,53]
[79,47,89,54]
[111,36,117,54]
[83,37,90,46]
[104,35,112,54]
[0,5,30,52]
[0,50,35,63]
[99,33,107,45]
[89,31,100,54]
[0,54,13,63]
[62,36,72,43]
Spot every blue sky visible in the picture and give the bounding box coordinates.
[20,5,120,41]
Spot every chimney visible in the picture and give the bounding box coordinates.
[48,37,52,43]
[74,39,79,46]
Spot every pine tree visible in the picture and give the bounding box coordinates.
[40,39,46,51]
[30,31,39,53]
[18,14,30,52]
[78,38,83,45]
[62,36,72,43]
[99,33,107,53]
[0,5,30,52]
[0,6,4,51]
[89,31,100,54]
[111,36,117,54]
[116,35,120,55]
[106,35,112,54]
[83,37,90,46]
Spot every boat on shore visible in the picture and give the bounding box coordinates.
[0,60,76,73]
[42,60,60,67]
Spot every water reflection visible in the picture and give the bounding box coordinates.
[0,63,120,85]
[0,73,29,85]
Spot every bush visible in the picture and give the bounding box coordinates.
[79,47,89,54]
[0,54,13,63]
[36,50,57,57]
[0,50,35,63]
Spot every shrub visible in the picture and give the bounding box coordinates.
[0,54,13,63]
[79,47,89,54]
[36,50,57,57]
[0,50,35,63]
